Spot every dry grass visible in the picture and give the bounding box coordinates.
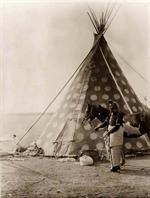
[1,155,150,198]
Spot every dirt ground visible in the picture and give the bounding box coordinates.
[1,155,150,198]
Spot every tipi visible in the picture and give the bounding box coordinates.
[36,9,148,156]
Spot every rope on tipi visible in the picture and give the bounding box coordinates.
[17,36,101,145]
[17,45,95,144]
[108,42,150,85]
[99,46,133,114]
[18,5,122,145]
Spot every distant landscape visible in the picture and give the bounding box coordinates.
[0,113,53,147]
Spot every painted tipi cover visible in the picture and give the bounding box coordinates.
[37,10,148,156]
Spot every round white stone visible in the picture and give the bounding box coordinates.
[82,144,90,150]
[125,142,132,149]
[123,105,128,110]
[136,141,143,148]
[96,142,104,150]
[132,106,138,112]
[83,85,88,91]
[90,94,98,101]
[115,71,120,76]
[104,86,111,92]
[84,123,92,130]
[94,86,101,91]
[131,98,136,103]
[101,103,107,108]
[90,133,98,140]
[76,133,84,141]
[75,104,83,110]
[124,89,130,94]
[125,96,129,102]
[138,106,143,111]
[80,94,85,100]
[102,94,109,100]
[121,80,126,85]
[113,93,120,100]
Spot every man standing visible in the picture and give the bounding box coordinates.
[95,101,124,172]
[12,134,17,154]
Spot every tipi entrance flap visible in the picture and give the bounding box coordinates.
[54,119,76,143]
[53,119,76,156]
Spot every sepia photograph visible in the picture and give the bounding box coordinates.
[1,0,150,197]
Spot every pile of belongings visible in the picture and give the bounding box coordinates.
[23,142,44,156]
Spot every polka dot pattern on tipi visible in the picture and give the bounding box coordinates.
[37,35,147,156]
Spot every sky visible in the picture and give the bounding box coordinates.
[0,0,150,113]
